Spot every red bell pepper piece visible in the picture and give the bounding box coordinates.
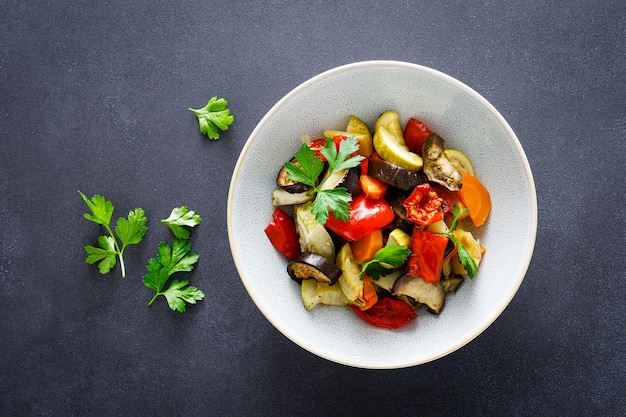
[407,226,449,284]
[403,118,432,155]
[403,183,444,227]
[324,194,395,241]
[264,208,301,261]
[351,297,417,329]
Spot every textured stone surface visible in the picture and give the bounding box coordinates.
[1,1,624,415]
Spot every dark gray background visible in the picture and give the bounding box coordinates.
[1,1,624,416]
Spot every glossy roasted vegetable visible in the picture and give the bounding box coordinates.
[264,208,301,261]
[319,166,361,194]
[441,275,464,294]
[374,126,424,172]
[367,157,427,190]
[345,115,374,157]
[324,194,395,242]
[406,226,449,285]
[324,130,373,157]
[271,188,313,206]
[350,297,417,329]
[374,111,405,140]
[276,158,312,193]
[392,274,445,314]
[293,203,335,262]
[371,268,404,293]
[457,172,492,227]
[336,243,366,307]
[449,227,482,275]
[287,252,342,285]
[422,133,463,191]
[301,279,349,310]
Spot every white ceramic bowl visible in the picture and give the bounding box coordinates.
[228,61,537,369]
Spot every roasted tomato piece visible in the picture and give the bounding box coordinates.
[403,183,444,227]
[403,118,432,155]
[351,297,417,329]
[407,226,449,284]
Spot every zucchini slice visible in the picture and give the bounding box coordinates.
[373,111,404,141]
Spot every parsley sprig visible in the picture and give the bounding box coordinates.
[284,136,364,224]
[354,244,411,280]
[161,206,203,239]
[143,208,205,313]
[439,204,479,278]
[189,96,234,140]
[79,191,148,278]
[142,239,205,313]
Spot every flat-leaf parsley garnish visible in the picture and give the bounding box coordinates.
[284,136,364,225]
[439,204,478,278]
[354,243,411,280]
[189,96,234,140]
[78,190,147,279]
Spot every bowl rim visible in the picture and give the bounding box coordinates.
[227,60,538,368]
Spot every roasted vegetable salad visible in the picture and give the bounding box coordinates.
[264,112,492,329]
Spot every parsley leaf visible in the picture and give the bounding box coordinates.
[143,258,171,294]
[448,204,466,233]
[322,136,362,173]
[115,208,149,246]
[447,234,478,278]
[285,136,364,225]
[189,96,234,140]
[161,280,205,313]
[157,239,199,275]
[84,235,117,274]
[284,144,325,187]
[79,191,147,278]
[354,243,411,280]
[438,204,478,278]
[143,240,204,313]
[80,193,113,226]
[310,188,352,224]
[161,206,202,239]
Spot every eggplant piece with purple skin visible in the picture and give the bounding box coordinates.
[392,273,445,314]
[386,190,415,234]
[276,157,312,193]
[367,157,427,191]
[422,133,463,191]
[320,165,361,194]
[441,275,464,294]
[287,252,342,285]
